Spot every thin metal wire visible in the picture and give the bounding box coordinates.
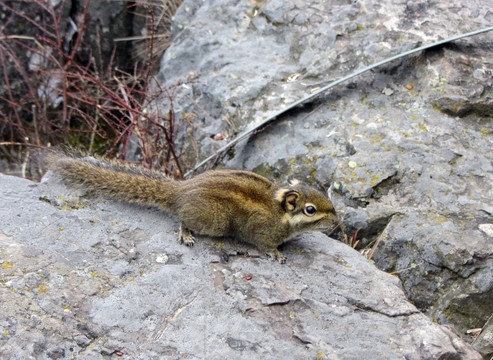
[186,26,493,177]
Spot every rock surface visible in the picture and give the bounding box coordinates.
[154,0,493,356]
[0,173,482,359]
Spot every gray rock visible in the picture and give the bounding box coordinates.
[152,0,492,356]
[0,173,482,358]
[474,315,493,357]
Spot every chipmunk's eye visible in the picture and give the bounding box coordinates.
[304,205,317,215]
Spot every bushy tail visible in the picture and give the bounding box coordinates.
[44,151,177,210]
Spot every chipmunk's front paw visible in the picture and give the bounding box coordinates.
[179,224,196,246]
[267,249,287,264]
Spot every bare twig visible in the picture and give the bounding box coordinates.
[1,0,184,177]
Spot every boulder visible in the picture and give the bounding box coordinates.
[154,0,493,356]
[0,173,482,358]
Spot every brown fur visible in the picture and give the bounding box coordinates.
[44,152,337,263]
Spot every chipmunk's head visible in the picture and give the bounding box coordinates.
[276,180,338,234]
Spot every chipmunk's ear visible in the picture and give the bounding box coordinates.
[276,188,300,212]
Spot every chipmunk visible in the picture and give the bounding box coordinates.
[44,152,338,263]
